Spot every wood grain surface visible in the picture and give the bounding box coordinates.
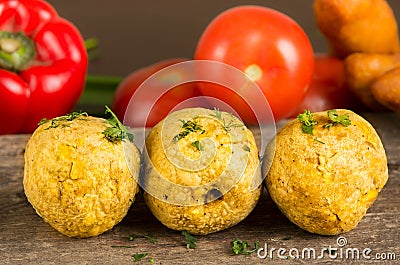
[0,113,399,264]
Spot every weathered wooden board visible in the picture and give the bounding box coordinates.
[0,113,399,264]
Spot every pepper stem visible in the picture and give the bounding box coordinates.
[0,31,36,71]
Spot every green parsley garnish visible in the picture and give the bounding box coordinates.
[129,233,157,245]
[243,145,251,152]
[297,109,351,143]
[111,245,132,248]
[323,248,337,255]
[230,239,259,255]
[173,118,205,142]
[38,111,88,129]
[103,105,134,143]
[111,233,157,248]
[314,138,325,144]
[133,253,148,262]
[323,109,351,129]
[191,140,204,151]
[211,108,224,120]
[297,110,317,135]
[211,108,244,132]
[182,230,197,249]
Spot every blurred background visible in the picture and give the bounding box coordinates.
[47,0,400,77]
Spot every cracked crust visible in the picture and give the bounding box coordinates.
[264,109,388,235]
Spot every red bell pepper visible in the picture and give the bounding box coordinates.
[0,0,88,134]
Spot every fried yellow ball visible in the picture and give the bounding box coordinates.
[142,108,262,235]
[314,0,399,58]
[264,109,388,235]
[24,115,140,238]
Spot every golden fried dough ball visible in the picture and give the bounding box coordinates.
[371,67,400,112]
[24,114,140,238]
[314,0,399,58]
[344,52,400,110]
[264,109,388,235]
[142,108,262,235]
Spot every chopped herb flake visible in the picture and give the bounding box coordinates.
[111,245,132,248]
[298,110,317,135]
[191,140,204,151]
[230,239,259,255]
[129,233,157,245]
[323,109,351,129]
[243,145,251,152]
[211,108,244,132]
[182,230,197,249]
[103,105,134,143]
[324,248,337,255]
[173,118,205,142]
[38,111,88,129]
[133,253,148,262]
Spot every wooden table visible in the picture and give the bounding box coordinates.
[1,113,399,264]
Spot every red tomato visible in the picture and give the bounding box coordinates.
[112,58,202,127]
[290,54,360,117]
[195,5,314,123]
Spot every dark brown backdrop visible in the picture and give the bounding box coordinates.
[47,0,400,77]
